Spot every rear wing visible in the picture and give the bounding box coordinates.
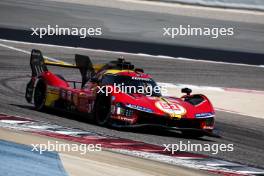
[30,49,77,77]
[29,49,98,88]
[44,60,77,68]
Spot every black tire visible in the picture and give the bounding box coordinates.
[25,79,34,103]
[34,79,46,110]
[94,94,111,126]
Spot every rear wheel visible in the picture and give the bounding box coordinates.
[94,94,111,126]
[34,79,46,110]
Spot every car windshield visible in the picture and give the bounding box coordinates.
[101,74,161,97]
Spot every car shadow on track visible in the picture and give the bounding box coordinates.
[11,103,216,142]
[115,127,215,141]
[11,104,95,122]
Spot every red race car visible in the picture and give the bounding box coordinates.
[26,49,216,138]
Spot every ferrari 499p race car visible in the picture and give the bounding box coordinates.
[25,49,216,138]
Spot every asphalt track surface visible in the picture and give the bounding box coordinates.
[0,42,263,169]
[0,0,264,65]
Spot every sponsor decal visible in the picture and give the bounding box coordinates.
[155,100,186,119]
[131,77,150,81]
[146,96,159,100]
[195,113,214,119]
[111,115,135,123]
[126,104,153,113]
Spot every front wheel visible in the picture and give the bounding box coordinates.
[94,94,111,126]
[34,79,46,110]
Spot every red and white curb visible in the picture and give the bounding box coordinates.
[0,113,263,176]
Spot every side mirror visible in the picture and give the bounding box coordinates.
[181,88,192,96]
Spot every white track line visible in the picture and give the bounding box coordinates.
[0,42,66,63]
[0,38,263,68]
[0,43,30,55]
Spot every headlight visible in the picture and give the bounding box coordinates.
[115,103,134,117]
